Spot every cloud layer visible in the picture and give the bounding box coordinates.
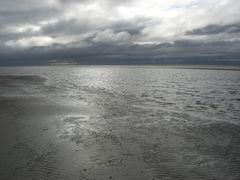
[0,0,240,65]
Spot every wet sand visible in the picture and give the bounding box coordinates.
[0,75,153,180]
[0,72,240,180]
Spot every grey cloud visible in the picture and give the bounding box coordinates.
[0,7,60,26]
[186,23,240,35]
[57,0,133,6]
[42,18,97,36]
[111,19,148,35]
[91,29,131,43]
[0,30,40,42]
[41,17,147,38]
[0,0,47,10]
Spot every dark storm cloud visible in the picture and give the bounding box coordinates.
[0,0,240,65]
[1,40,240,65]
[186,23,240,35]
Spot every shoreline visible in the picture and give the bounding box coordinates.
[0,64,240,72]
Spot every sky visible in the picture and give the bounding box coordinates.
[0,0,240,65]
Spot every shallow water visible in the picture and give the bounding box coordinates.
[0,66,240,180]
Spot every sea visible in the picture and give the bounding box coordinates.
[0,65,240,180]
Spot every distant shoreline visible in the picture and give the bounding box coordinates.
[1,64,240,71]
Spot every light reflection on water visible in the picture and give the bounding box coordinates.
[0,66,240,180]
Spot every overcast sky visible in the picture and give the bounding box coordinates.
[0,0,240,65]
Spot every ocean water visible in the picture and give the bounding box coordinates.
[0,66,240,180]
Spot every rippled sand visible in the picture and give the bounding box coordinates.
[0,66,240,180]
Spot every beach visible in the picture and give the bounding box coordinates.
[0,66,240,180]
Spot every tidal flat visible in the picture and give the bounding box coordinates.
[0,66,240,180]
